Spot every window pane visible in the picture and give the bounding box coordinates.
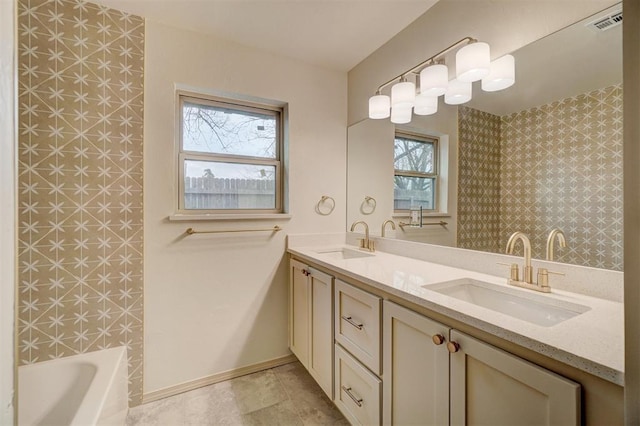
[394,176,435,210]
[394,137,434,173]
[184,159,276,210]
[182,101,277,158]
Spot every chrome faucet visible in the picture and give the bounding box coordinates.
[505,232,533,284]
[350,221,374,252]
[546,229,567,261]
[381,220,396,238]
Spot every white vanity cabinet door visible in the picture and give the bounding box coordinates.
[289,259,334,399]
[335,344,382,425]
[382,301,450,426]
[449,330,581,426]
[335,280,382,375]
[308,267,334,399]
[289,259,310,367]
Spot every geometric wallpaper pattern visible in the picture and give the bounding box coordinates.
[457,106,502,253]
[457,85,623,271]
[17,0,144,405]
[501,84,623,271]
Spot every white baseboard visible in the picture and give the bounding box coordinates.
[142,354,298,404]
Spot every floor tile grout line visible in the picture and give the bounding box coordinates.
[127,362,344,425]
[272,362,308,425]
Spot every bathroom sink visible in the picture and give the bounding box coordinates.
[424,278,590,327]
[315,248,375,260]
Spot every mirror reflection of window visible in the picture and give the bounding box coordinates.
[393,132,438,212]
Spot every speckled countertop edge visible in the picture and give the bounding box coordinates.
[288,245,624,386]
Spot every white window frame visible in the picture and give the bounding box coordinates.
[177,92,284,215]
[393,130,439,213]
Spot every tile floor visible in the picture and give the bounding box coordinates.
[127,362,348,425]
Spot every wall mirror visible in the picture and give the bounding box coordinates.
[347,4,622,271]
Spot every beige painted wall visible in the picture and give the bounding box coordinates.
[0,0,16,422]
[348,0,619,126]
[144,21,347,393]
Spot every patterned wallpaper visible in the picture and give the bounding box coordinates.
[457,106,502,253]
[501,85,623,270]
[457,85,623,271]
[17,0,144,405]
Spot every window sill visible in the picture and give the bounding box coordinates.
[169,213,292,222]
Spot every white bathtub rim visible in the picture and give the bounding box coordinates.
[19,346,129,426]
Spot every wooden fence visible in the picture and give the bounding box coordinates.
[394,188,434,210]
[184,177,275,209]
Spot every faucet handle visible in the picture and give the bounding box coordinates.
[536,268,565,289]
[497,262,519,282]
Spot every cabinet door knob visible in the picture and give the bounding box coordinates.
[447,341,460,353]
[432,334,445,345]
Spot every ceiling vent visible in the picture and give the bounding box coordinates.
[586,9,622,32]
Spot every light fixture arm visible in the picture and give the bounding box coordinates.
[375,36,476,93]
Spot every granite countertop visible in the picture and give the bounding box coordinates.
[288,244,624,386]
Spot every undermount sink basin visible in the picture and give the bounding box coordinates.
[424,278,590,327]
[315,248,375,260]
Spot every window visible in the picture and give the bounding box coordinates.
[394,131,438,212]
[178,94,283,213]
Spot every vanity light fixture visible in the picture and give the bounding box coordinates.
[444,78,472,105]
[391,105,412,124]
[414,93,438,116]
[455,41,491,82]
[369,91,391,119]
[419,62,448,96]
[368,37,515,122]
[391,77,416,109]
[482,54,516,92]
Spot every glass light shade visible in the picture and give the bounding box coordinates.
[390,106,412,124]
[391,81,416,108]
[481,54,515,92]
[419,64,448,96]
[414,95,438,116]
[444,79,472,105]
[368,94,391,119]
[456,41,490,82]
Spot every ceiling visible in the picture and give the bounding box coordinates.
[93,0,439,72]
[467,4,622,116]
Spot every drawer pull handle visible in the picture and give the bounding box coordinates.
[447,341,460,353]
[432,334,445,345]
[341,315,364,330]
[342,386,363,407]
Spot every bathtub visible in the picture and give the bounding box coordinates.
[19,347,129,426]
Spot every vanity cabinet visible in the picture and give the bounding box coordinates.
[449,330,581,426]
[382,301,450,425]
[289,256,596,425]
[383,301,581,426]
[289,259,334,398]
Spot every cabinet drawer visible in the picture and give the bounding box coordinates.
[335,280,382,374]
[334,344,381,426]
